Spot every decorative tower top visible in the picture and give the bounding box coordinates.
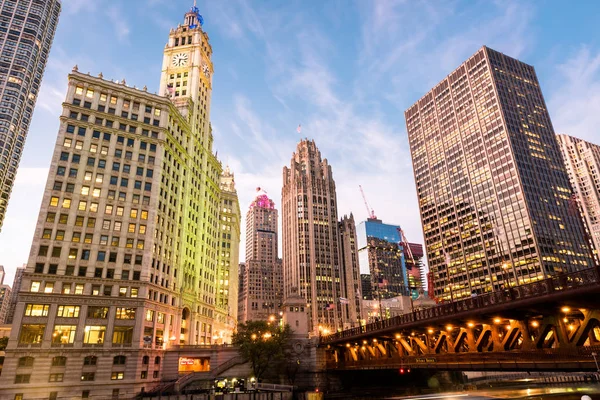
[251,187,275,209]
[185,0,204,29]
[219,165,236,193]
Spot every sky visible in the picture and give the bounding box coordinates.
[2,0,600,284]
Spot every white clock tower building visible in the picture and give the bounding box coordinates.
[159,4,213,145]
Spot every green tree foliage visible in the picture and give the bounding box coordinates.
[0,336,8,351]
[232,321,291,381]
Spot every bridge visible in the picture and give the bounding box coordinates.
[321,266,600,372]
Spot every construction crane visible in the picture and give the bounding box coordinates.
[359,185,377,220]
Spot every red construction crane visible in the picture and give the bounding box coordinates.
[359,185,377,220]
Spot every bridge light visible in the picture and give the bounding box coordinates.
[411,332,415,336]
[395,334,401,339]
[373,338,378,343]
[505,325,511,330]
[399,368,405,374]
[467,322,474,328]
[363,340,368,344]
[361,346,366,350]
[562,306,570,313]
[563,317,568,323]
[446,325,453,331]
[531,320,539,328]
[494,318,501,324]
[427,329,434,334]
[568,325,574,331]
[346,343,350,347]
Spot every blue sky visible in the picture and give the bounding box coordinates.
[1,0,600,283]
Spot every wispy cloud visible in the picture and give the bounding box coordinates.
[106,6,131,43]
[62,0,99,15]
[548,46,600,142]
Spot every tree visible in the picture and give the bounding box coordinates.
[0,336,8,351]
[232,321,291,381]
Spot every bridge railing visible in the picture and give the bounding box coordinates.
[326,345,600,370]
[321,266,600,344]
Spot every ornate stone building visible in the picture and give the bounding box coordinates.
[282,140,360,333]
[0,5,240,399]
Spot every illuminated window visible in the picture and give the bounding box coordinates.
[78,201,87,211]
[24,304,50,317]
[81,186,90,196]
[62,199,71,209]
[44,282,54,293]
[49,197,59,207]
[57,305,80,318]
[51,325,77,344]
[75,86,84,95]
[83,326,106,344]
[86,89,94,98]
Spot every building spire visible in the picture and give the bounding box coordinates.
[185,1,204,28]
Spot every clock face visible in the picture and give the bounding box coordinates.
[202,62,210,78]
[172,53,188,67]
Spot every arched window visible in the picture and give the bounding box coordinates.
[142,355,149,365]
[83,355,97,366]
[18,356,34,367]
[113,355,126,365]
[51,356,67,366]
[154,356,161,365]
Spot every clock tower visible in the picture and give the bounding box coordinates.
[159,3,213,142]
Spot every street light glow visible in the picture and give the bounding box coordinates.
[561,306,571,313]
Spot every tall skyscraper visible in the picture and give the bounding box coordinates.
[0,0,61,229]
[5,264,25,324]
[238,189,283,323]
[338,214,362,328]
[282,140,350,333]
[356,218,425,299]
[214,166,241,343]
[0,5,240,398]
[357,219,407,299]
[405,46,595,302]
[557,134,600,256]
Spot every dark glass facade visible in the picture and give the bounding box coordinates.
[405,46,595,302]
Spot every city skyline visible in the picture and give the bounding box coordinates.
[3,0,600,286]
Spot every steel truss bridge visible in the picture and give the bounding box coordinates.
[321,266,600,372]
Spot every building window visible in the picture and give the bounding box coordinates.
[111,372,124,380]
[18,356,34,367]
[83,356,97,366]
[81,372,95,381]
[142,355,149,365]
[83,326,106,344]
[154,356,161,365]
[19,325,45,344]
[51,356,67,367]
[25,304,49,317]
[14,375,31,384]
[113,326,134,345]
[115,307,136,319]
[57,305,80,318]
[51,325,77,344]
[49,393,58,400]
[87,307,108,319]
[30,281,41,292]
[49,373,64,382]
[113,355,126,365]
